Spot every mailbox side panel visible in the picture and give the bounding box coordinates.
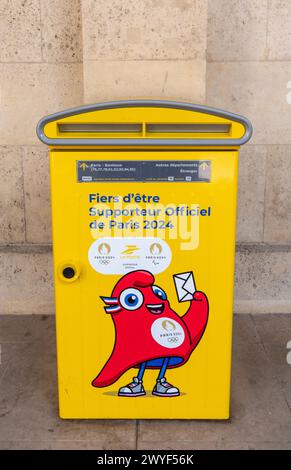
[50,149,238,419]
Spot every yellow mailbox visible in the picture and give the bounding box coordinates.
[37,100,252,419]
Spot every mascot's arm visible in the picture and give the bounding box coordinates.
[182,291,209,347]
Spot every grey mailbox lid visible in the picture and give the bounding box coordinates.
[36,99,253,147]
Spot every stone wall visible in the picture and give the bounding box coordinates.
[0,0,290,314]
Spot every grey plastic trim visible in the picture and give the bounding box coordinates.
[36,99,253,147]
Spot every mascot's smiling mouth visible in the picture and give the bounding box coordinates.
[146,303,165,315]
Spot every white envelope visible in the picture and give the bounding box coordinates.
[173,271,196,302]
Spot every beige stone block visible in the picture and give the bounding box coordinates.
[82,0,207,60]
[235,247,291,314]
[0,146,25,243]
[267,0,291,60]
[0,250,54,315]
[264,145,291,243]
[0,440,136,450]
[206,61,291,145]
[0,0,42,62]
[207,0,268,61]
[23,147,51,243]
[138,441,218,450]
[41,0,83,62]
[236,145,266,242]
[84,60,206,103]
[0,63,83,145]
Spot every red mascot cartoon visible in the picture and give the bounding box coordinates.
[92,270,209,397]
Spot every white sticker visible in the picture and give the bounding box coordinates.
[173,271,196,302]
[88,237,172,275]
[151,317,185,349]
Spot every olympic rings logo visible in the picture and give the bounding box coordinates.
[167,337,179,343]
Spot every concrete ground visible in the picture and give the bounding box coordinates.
[0,314,290,450]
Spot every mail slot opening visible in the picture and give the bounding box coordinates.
[146,123,231,134]
[57,123,142,134]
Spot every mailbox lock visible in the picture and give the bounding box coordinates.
[62,266,75,279]
[58,262,80,283]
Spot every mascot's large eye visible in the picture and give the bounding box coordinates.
[119,288,144,311]
[152,285,167,300]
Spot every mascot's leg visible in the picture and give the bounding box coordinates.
[137,362,147,381]
[152,357,180,397]
[118,362,146,397]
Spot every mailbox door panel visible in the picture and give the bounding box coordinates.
[50,149,238,419]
